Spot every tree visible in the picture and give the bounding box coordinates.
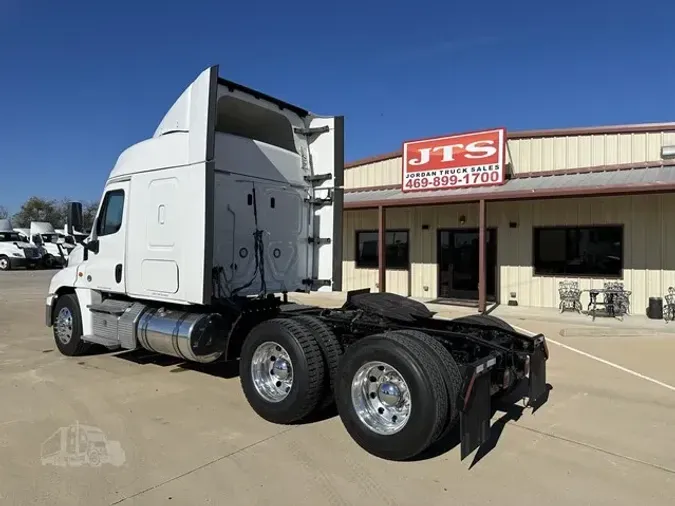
[55,198,98,232]
[9,196,99,232]
[12,197,61,228]
[82,201,99,232]
[0,205,8,219]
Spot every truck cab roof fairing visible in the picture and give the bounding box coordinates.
[107,66,321,181]
[153,66,310,141]
[216,77,309,119]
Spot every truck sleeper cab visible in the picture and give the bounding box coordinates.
[45,66,548,462]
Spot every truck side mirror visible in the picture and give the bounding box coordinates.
[67,202,84,235]
[84,239,99,255]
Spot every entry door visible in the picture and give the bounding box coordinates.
[438,228,496,300]
[81,182,129,293]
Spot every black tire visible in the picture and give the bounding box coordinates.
[0,255,11,271]
[335,332,448,461]
[291,314,343,409]
[453,313,514,332]
[239,318,326,424]
[390,330,462,442]
[88,449,101,467]
[52,293,93,356]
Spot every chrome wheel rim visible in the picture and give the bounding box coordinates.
[0,258,8,270]
[55,307,73,345]
[251,341,294,403]
[351,361,411,435]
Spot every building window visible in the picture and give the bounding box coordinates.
[533,225,623,277]
[355,230,410,270]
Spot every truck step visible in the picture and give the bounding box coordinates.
[304,173,332,185]
[81,334,121,349]
[304,196,333,207]
[294,125,330,137]
[87,299,134,316]
[308,236,331,245]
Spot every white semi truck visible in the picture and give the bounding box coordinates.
[0,219,42,270]
[16,222,69,268]
[45,66,549,462]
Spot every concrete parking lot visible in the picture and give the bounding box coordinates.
[1,270,675,505]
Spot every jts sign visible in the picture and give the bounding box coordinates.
[402,128,506,192]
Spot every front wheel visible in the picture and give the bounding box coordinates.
[43,254,57,269]
[88,449,101,467]
[335,332,449,461]
[52,294,93,356]
[0,256,10,271]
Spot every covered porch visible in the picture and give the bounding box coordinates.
[343,163,675,312]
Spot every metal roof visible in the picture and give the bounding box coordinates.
[344,165,675,208]
[345,122,675,169]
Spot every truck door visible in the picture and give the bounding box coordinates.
[81,181,129,293]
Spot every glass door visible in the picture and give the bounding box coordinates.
[437,229,496,300]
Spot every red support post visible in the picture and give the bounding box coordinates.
[478,199,486,313]
[378,205,386,292]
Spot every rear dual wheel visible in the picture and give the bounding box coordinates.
[290,314,343,409]
[240,317,331,424]
[335,331,459,461]
[239,319,462,461]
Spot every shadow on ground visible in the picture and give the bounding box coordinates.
[411,380,552,466]
[113,349,240,379]
[107,349,552,462]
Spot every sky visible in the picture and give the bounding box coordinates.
[1,0,674,213]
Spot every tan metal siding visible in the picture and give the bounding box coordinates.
[506,132,672,175]
[496,194,675,309]
[345,130,675,189]
[342,209,410,295]
[342,194,675,310]
[344,157,401,188]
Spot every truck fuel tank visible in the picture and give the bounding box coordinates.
[137,307,227,364]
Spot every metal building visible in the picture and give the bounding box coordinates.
[340,123,675,312]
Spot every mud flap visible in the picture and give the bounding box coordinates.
[459,356,495,460]
[528,346,547,404]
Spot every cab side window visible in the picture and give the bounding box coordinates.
[96,190,125,237]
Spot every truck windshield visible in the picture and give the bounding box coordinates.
[0,233,22,242]
[40,234,59,243]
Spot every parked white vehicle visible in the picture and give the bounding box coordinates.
[0,219,41,271]
[15,222,68,268]
[55,227,88,250]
